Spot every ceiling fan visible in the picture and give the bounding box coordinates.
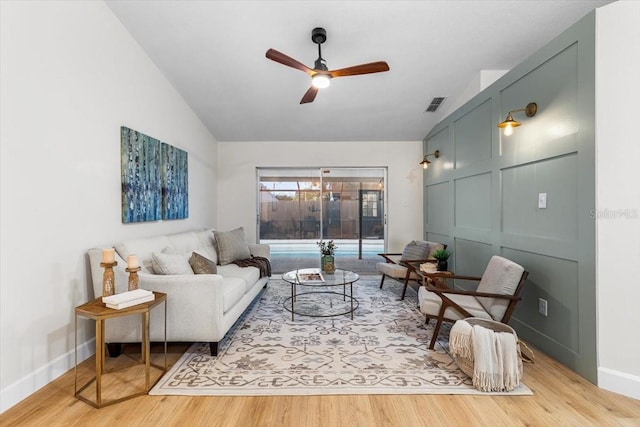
[266,27,390,104]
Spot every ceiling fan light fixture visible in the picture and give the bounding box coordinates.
[311,73,331,89]
[265,27,389,103]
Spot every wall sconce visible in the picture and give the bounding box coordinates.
[419,150,440,169]
[497,102,537,136]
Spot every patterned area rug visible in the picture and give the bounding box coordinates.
[150,275,532,396]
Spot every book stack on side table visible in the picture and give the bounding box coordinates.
[102,289,154,309]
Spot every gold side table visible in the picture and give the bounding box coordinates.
[74,291,167,408]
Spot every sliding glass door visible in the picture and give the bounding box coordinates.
[257,167,386,273]
[258,168,322,240]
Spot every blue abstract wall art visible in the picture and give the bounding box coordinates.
[120,126,188,223]
[121,127,162,223]
[161,142,189,220]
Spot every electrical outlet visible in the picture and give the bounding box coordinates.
[538,193,547,209]
[538,298,548,316]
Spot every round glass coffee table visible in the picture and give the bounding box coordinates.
[282,268,359,320]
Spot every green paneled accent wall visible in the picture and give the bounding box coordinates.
[425,182,451,230]
[502,154,579,240]
[423,13,597,382]
[454,99,493,168]
[452,238,494,291]
[455,173,492,231]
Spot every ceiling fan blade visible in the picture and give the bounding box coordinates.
[266,49,313,75]
[329,61,390,78]
[300,86,319,104]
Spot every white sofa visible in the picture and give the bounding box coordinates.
[88,228,270,356]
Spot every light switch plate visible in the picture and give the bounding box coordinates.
[538,298,548,316]
[538,192,547,209]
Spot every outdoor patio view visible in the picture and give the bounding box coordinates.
[258,168,386,273]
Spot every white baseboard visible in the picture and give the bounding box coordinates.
[0,338,95,414]
[598,367,640,400]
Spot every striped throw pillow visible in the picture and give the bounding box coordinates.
[400,241,430,261]
[214,227,251,265]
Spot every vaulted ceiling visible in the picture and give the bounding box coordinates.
[106,0,612,142]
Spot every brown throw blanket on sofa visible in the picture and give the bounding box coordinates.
[232,256,272,278]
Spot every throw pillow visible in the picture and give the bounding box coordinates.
[400,240,430,261]
[162,246,181,255]
[189,252,217,274]
[214,227,251,266]
[151,252,194,275]
[427,243,445,260]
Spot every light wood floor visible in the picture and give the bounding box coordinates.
[1,343,639,427]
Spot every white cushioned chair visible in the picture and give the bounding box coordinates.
[418,255,528,349]
[377,240,445,300]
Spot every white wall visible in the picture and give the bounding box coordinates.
[595,0,640,399]
[0,1,217,412]
[438,70,509,120]
[217,141,423,252]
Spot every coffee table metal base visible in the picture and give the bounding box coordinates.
[282,269,360,321]
[284,290,359,320]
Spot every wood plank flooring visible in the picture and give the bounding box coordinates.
[1,342,639,426]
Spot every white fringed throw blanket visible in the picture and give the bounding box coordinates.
[450,319,522,392]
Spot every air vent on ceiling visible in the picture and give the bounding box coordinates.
[426,97,446,112]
